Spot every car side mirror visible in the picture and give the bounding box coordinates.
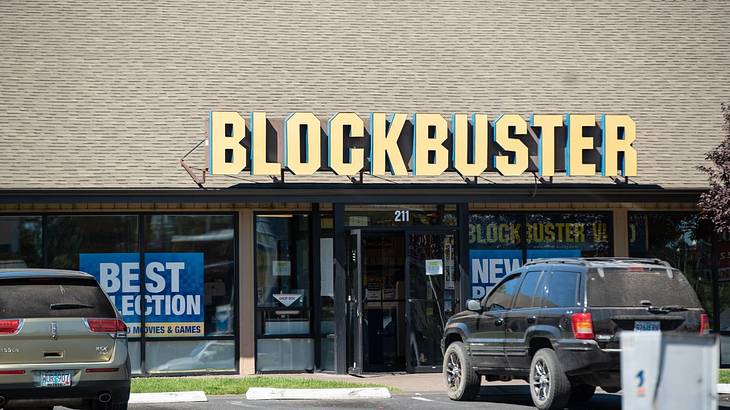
[466,299,482,312]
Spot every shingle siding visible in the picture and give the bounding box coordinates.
[1,0,728,189]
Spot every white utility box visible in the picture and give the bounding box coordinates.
[621,331,718,410]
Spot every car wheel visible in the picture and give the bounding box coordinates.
[529,348,571,410]
[443,341,480,401]
[569,383,596,404]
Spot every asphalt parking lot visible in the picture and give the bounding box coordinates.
[123,385,621,410]
[119,387,730,410]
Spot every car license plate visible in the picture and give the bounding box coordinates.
[40,371,71,387]
[634,320,661,332]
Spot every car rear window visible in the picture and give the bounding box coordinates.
[587,268,701,308]
[0,277,117,319]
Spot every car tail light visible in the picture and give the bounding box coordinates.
[571,313,594,340]
[85,367,119,373]
[0,370,25,375]
[700,313,710,335]
[85,318,127,334]
[0,319,21,335]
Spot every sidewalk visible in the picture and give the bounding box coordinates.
[257,372,524,393]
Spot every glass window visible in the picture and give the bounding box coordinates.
[628,213,713,321]
[514,270,543,309]
[720,282,730,331]
[468,213,524,300]
[319,214,335,370]
[145,340,235,373]
[0,277,116,319]
[257,310,310,335]
[0,216,42,268]
[1,213,238,374]
[484,274,521,311]
[526,213,611,258]
[256,338,314,372]
[128,341,142,375]
[47,215,139,270]
[255,214,313,372]
[545,271,580,308]
[587,268,700,308]
[256,215,310,308]
[468,212,611,302]
[47,215,142,336]
[144,215,236,337]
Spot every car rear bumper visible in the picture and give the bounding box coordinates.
[555,339,620,375]
[0,379,130,406]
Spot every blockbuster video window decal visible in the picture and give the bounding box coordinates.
[208,112,637,178]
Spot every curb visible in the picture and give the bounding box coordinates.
[718,384,730,394]
[129,391,208,404]
[246,387,391,400]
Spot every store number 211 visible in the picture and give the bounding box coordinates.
[394,210,410,222]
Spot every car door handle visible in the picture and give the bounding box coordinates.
[527,316,537,324]
[494,318,504,326]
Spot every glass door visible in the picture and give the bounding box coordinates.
[361,232,406,372]
[406,231,457,372]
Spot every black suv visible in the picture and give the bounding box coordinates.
[441,258,708,410]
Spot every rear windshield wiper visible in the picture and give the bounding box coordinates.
[49,302,94,310]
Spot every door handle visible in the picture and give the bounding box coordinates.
[527,316,537,324]
[494,318,504,326]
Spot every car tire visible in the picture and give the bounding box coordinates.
[569,383,596,404]
[529,348,571,410]
[443,341,480,401]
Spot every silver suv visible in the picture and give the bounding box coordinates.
[0,269,131,410]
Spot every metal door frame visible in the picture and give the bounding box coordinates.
[347,229,364,374]
[345,226,459,373]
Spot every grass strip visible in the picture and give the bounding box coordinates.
[132,376,395,395]
[720,370,730,384]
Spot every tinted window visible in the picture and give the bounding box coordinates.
[0,277,116,318]
[514,270,543,309]
[587,268,701,308]
[545,271,580,308]
[484,274,521,311]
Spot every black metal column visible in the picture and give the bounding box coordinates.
[333,203,348,374]
[457,203,470,308]
[311,203,322,371]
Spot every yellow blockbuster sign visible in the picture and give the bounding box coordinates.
[208,112,637,178]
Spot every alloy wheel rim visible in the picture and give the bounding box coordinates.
[532,358,550,402]
[445,352,462,390]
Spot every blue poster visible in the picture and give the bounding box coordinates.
[469,249,523,300]
[469,248,581,300]
[79,252,205,337]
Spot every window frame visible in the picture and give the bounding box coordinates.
[482,272,522,312]
[512,268,546,310]
[254,211,314,340]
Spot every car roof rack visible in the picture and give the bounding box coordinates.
[523,257,672,268]
[523,258,590,267]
